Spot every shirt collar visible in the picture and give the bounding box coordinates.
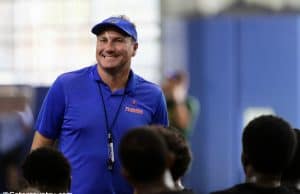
[91,64,136,95]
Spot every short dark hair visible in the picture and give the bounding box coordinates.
[282,128,300,181]
[119,127,169,183]
[22,147,71,193]
[167,70,188,83]
[242,115,296,175]
[152,126,192,181]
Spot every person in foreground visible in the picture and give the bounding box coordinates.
[151,126,192,191]
[119,126,194,194]
[22,147,71,193]
[30,15,168,194]
[211,115,297,194]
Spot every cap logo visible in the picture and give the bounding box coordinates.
[107,18,119,24]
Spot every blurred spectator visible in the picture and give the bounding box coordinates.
[22,147,71,193]
[0,87,34,192]
[282,128,300,193]
[211,115,297,194]
[162,70,199,138]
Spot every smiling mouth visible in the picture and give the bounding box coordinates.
[101,54,117,59]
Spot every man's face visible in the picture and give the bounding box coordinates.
[96,28,138,74]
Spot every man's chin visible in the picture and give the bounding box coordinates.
[99,65,121,75]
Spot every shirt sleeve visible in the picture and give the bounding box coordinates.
[152,91,169,127]
[34,76,66,139]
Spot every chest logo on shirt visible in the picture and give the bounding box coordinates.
[125,106,144,115]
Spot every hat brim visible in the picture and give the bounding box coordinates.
[91,23,132,38]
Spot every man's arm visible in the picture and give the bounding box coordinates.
[31,131,55,151]
[171,102,191,130]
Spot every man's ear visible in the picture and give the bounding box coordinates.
[241,152,248,167]
[132,42,138,57]
[241,152,254,179]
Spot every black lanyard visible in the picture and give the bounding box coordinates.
[97,82,127,171]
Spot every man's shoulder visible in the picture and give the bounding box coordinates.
[56,65,94,83]
[133,73,162,93]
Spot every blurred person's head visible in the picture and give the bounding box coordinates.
[22,147,71,193]
[242,115,296,180]
[119,126,174,193]
[91,15,138,75]
[162,70,189,101]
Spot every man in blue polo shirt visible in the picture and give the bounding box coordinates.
[31,15,168,194]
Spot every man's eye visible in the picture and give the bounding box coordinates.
[99,39,106,42]
[116,38,124,42]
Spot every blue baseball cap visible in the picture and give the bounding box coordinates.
[91,16,138,42]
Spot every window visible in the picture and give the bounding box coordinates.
[0,0,161,85]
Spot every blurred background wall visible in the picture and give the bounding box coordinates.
[2,0,300,193]
[162,1,300,193]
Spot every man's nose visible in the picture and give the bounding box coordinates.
[104,41,115,51]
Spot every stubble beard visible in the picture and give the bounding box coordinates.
[98,61,130,77]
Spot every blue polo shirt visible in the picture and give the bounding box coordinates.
[35,64,168,194]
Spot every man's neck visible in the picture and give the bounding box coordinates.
[133,171,175,194]
[133,180,172,194]
[97,66,130,92]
